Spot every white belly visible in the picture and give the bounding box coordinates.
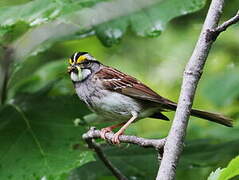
[91,91,141,121]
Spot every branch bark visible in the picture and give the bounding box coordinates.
[83,127,166,149]
[83,127,166,180]
[156,1,238,179]
[209,10,239,41]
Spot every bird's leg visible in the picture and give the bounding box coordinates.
[112,111,138,144]
[100,122,125,139]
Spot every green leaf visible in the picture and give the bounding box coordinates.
[219,156,239,180]
[0,0,31,7]
[208,168,222,180]
[0,0,103,27]
[0,27,9,38]
[1,0,206,59]
[0,89,93,180]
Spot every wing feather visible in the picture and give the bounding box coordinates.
[95,67,176,109]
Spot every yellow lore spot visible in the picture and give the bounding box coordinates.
[68,58,73,65]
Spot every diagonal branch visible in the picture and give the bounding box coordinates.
[83,127,166,180]
[215,10,239,32]
[83,134,128,180]
[208,10,239,41]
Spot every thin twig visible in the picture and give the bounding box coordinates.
[207,10,239,41]
[82,127,166,149]
[216,10,239,31]
[156,0,230,180]
[84,137,128,180]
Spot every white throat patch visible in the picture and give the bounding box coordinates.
[70,69,91,82]
[71,72,81,82]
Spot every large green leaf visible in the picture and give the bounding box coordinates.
[219,156,239,180]
[0,89,93,180]
[207,168,222,180]
[0,0,103,27]
[0,0,206,59]
[93,0,206,46]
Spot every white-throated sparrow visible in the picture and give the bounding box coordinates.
[68,52,232,144]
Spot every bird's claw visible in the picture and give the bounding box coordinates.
[111,132,123,144]
[100,128,112,139]
[100,128,123,144]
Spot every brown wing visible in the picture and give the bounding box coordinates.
[95,66,177,109]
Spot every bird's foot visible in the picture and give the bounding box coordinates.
[111,131,123,144]
[100,127,112,139]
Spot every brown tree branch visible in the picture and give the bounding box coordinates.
[156,1,237,180]
[83,127,166,149]
[82,127,166,180]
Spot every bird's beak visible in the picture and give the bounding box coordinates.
[67,65,81,74]
[67,66,73,73]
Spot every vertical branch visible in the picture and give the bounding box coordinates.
[156,0,225,179]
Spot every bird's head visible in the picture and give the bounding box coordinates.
[68,52,100,82]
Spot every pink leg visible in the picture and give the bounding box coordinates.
[112,111,138,144]
[100,122,125,139]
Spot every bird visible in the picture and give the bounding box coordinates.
[67,52,233,144]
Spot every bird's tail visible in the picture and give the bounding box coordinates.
[190,108,233,127]
[163,102,233,127]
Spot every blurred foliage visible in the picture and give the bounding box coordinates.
[0,0,239,179]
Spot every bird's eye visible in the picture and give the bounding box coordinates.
[83,61,91,66]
